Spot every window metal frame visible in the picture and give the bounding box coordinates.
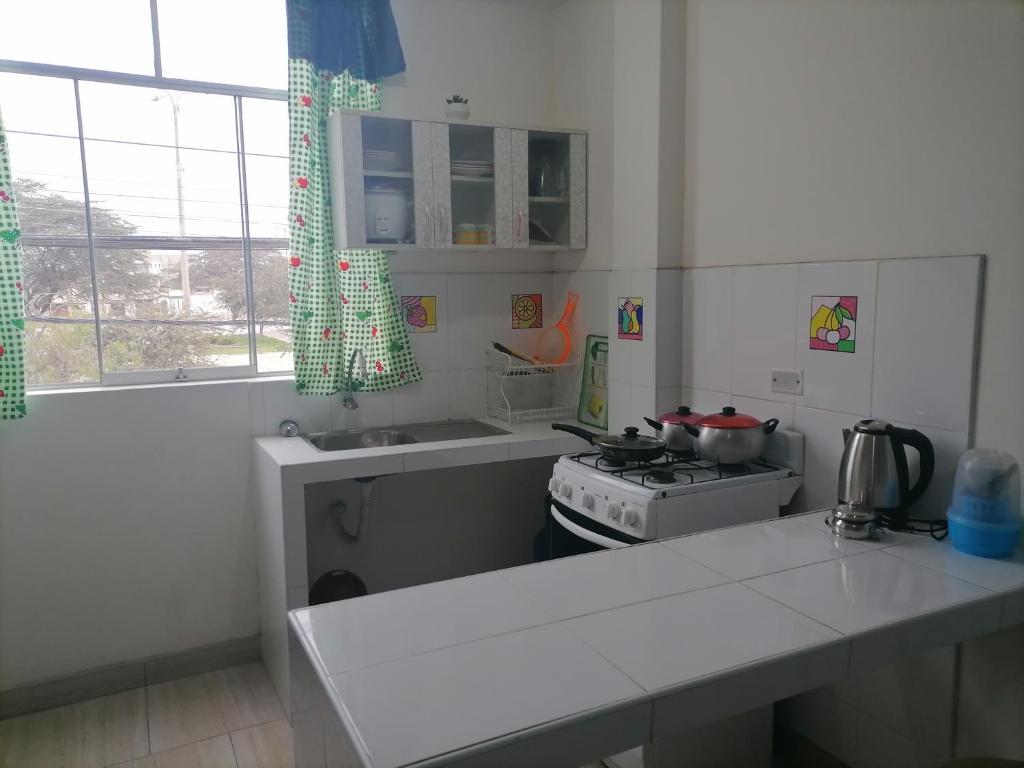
[0,9,292,389]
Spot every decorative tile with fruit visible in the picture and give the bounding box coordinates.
[810,295,857,353]
[401,295,437,333]
[512,294,543,330]
[617,297,643,341]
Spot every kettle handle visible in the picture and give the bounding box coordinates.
[892,427,935,511]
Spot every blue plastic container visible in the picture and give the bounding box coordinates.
[946,448,1021,559]
[947,513,1021,558]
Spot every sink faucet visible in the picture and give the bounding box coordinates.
[342,348,366,410]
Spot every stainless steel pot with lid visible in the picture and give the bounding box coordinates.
[644,406,703,453]
[682,407,780,464]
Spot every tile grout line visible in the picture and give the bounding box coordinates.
[734,579,849,637]
[228,727,241,768]
[144,682,152,758]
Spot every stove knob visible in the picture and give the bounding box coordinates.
[548,477,560,494]
[560,482,573,501]
[607,502,622,520]
[624,509,640,527]
[581,492,595,510]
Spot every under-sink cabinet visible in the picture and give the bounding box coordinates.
[327,112,586,252]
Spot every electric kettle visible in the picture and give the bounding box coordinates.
[831,419,935,539]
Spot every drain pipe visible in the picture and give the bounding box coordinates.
[328,476,376,542]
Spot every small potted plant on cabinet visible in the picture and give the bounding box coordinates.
[445,94,469,120]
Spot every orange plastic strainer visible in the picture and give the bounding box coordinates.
[535,291,579,364]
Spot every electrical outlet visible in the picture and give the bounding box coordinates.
[771,369,803,395]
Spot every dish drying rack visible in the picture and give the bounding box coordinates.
[485,347,582,424]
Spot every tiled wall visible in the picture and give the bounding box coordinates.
[682,255,983,519]
[606,269,684,434]
[682,254,984,768]
[269,270,610,434]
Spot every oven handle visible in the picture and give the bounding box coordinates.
[550,507,631,550]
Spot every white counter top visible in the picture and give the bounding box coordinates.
[288,512,1024,768]
[256,418,590,486]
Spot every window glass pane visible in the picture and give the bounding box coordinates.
[23,240,99,386]
[96,249,251,374]
[5,133,86,236]
[244,154,288,239]
[157,0,287,89]
[241,97,288,156]
[79,84,237,151]
[26,322,100,385]
[5,0,154,74]
[0,74,79,137]
[85,142,241,237]
[252,247,292,373]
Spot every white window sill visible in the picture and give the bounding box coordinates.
[26,372,296,398]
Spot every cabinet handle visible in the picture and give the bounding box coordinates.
[424,204,433,244]
[439,205,449,243]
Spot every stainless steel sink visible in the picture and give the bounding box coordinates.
[304,429,418,451]
[302,419,511,452]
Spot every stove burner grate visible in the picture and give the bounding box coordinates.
[646,469,677,485]
[568,450,785,489]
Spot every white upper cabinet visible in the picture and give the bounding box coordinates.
[327,112,586,252]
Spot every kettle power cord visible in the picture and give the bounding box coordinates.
[819,512,949,540]
[880,513,949,540]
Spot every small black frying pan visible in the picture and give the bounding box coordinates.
[552,424,667,463]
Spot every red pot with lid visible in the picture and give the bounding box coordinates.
[644,406,703,453]
[682,406,780,464]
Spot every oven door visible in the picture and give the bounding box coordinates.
[545,495,645,558]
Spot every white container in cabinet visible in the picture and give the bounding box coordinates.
[327,114,437,250]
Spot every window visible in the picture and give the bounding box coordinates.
[0,1,292,387]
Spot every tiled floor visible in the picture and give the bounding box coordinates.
[0,659,843,768]
[0,662,291,768]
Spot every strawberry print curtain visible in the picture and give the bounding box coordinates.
[287,0,419,395]
[0,109,26,419]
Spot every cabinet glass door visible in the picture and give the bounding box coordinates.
[526,131,572,248]
[447,124,496,247]
[360,117,418,246]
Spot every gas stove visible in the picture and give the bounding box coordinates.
[547,429,804,541]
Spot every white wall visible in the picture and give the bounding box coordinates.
[682,1,1024,762]
[0,383,259,689]
[547,0,615,272]
[383,0,552,127]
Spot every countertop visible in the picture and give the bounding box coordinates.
[255,418,591,485]
[288,512,1024,768]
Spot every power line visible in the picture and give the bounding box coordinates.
[13,168,272,197]
[8,128,287,160]
[15,188,288,212]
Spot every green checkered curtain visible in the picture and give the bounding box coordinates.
[287,0,420,395]
[0,108,26,419]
